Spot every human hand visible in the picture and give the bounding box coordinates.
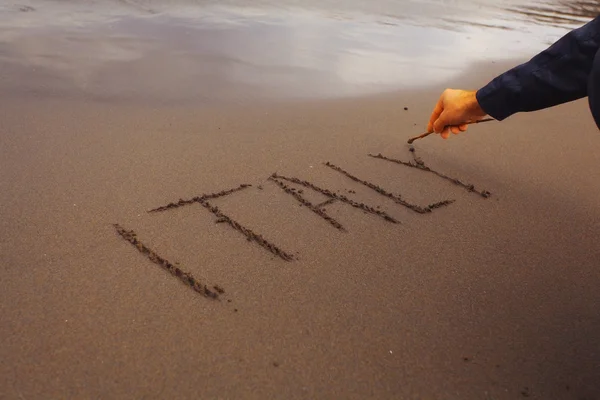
[427,89,488,139]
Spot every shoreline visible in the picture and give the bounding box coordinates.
[0,0,557,107]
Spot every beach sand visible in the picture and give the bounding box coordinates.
[2,38,600,400]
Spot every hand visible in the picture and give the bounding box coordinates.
[427,89,488,139]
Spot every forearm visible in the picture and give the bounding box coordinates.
[475,15,600,121]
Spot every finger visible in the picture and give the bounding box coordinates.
[427,96,444,133]
[433,111,450,133]
[459,124,468,132]
[451,126,461,135]
[440,127,451,139]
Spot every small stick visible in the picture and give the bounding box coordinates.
[407,118,494,144]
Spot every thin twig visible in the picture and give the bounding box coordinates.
[407,118,494,144]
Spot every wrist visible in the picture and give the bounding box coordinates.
[466,90,487,118]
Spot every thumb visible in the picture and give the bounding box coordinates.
[432,111,450,133]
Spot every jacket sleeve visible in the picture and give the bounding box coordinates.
[476,15,600,121]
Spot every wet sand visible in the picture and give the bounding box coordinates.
[2,54,600,399]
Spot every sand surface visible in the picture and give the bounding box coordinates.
[2,9,600,394]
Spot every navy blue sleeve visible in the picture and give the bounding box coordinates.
[476,15,600,121]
